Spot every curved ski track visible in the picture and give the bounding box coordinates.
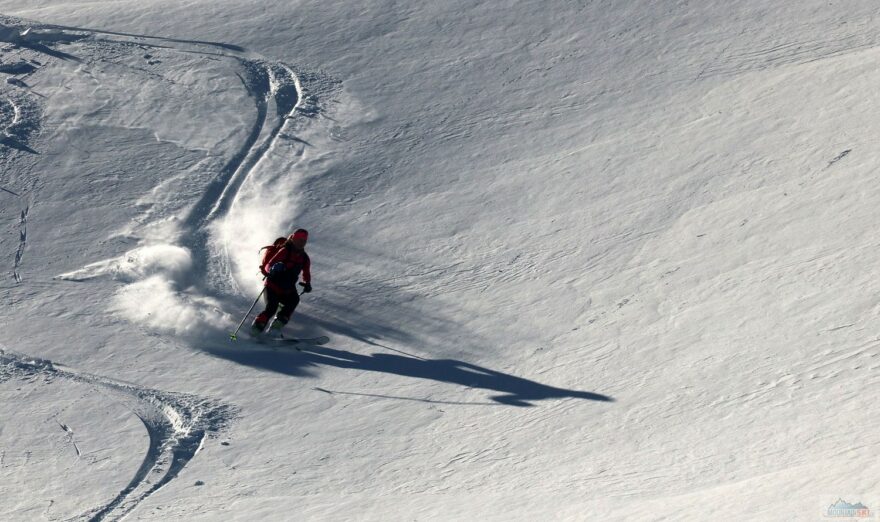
[1,19,320,520]
[0,349,235,522]
[22,19,313,294]
[183,59,304,294]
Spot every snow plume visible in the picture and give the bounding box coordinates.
[112,244,192,283]
[213,78,356,293]
[58,244,229,337]
[214,179,294,291]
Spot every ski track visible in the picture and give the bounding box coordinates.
[0,349,235,522]
[2,94,36,283]
[181,60,300,294]
[4,17,313,293]
[0,19,315,519]
[38,21,310,295]
[13,204,27,283]
[0,81,40,154]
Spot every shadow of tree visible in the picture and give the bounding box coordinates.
[203,342,613,407]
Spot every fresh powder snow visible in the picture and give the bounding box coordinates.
[1,1,879,520]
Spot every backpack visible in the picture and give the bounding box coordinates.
[259,237,287,276]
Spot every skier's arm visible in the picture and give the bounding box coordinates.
[298,256,312,293]
[264,248,286,274]
[301,256,311,284]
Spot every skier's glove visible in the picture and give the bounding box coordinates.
[269,262,285,276]
[300,282,312,293]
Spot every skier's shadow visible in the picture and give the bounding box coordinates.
[210,343,613,407]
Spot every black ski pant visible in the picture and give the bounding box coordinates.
[255,288,300,326]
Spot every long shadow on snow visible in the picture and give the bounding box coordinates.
[41,22,246,52]
[205,342,613,407]
[205,240,614,406]
[0,135,38,154]
[17,40,81,62]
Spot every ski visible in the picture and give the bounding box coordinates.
[262,336,328,352]
[271,335,329,346]
[231,334,329,350]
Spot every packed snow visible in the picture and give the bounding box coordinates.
[1,1,880,520]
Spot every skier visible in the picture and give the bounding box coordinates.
[251,228,312,335]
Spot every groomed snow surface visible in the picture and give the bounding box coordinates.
[1,1,880,520]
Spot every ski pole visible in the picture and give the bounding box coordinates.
[229,287,265,341]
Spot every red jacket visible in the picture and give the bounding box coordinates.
[263,244,311,295]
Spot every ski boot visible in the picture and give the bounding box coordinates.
[250,321,266,338]
[269,318,285,334]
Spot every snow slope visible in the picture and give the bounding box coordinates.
[2,1,880,520]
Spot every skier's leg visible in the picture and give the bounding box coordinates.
[253,289,280,329]
[275,292,300,325]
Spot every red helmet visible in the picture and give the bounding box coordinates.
[289,229,308,242]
